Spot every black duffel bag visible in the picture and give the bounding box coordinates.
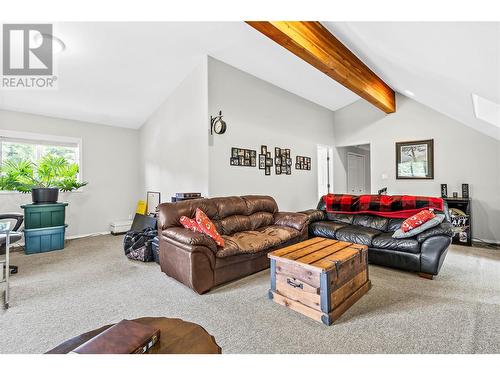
[123,227,158,262]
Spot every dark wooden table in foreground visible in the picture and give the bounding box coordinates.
[46,317,221,354]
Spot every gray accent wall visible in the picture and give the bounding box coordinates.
[207,57,335,212]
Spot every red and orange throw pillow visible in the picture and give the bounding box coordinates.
[179,216,203,234]
[195,208,224,247]
[178,209,225,247]
[401,210,436,232]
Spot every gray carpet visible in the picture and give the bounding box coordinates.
[1,235,499,354]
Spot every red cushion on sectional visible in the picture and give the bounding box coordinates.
[195,208,225,247]
[179,216,203,233]
[401,210,436,232]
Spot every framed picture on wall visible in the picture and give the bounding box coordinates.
[261,145,267,154]
[147,191,161,215]
[276,165,281,175]
[259,154,266,169]
[265,166,271,176]
[396,139,434,179]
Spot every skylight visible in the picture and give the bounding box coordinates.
[472,93,500,128]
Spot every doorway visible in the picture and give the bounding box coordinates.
[338,144,371,194]
[347,152,366,194]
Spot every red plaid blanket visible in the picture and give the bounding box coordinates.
[322,194,444,219]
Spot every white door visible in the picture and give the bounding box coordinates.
[347,153,366,195]
[317,145,334,199]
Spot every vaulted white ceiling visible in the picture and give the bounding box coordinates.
[323,22,500,140]
[1,22,499,140]
[0,22,358,129]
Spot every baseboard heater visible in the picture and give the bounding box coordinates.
[110,220,133,235]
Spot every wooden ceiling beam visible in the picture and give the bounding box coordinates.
[246,21,396,113]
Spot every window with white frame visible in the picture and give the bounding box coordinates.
[0,131,82,184]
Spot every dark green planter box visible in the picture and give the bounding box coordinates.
[24,225,68,254]
[21,202,68,229]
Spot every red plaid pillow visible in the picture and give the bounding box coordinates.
[179,216,203,233]
[401,210,436,232]
[195,208,225,247]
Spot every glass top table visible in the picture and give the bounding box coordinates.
[1,220,12,308]
[0,221,11,231]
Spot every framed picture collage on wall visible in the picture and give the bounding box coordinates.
[231,145,311,176]
[274,147,292,175]
[295,156,311,170]
[258,145,274,176]
[230,147,257,167]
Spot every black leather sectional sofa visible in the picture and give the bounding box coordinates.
[301,200,454,279]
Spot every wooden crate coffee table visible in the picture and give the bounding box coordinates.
[268,237,370,325]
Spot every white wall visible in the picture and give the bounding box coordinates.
[139,57,209,201]
[207,57,335,212]
[0,110,140,237]
[333,94,500,243]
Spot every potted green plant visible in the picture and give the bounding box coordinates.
[0,154,87,204]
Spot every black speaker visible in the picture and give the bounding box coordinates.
[440,184,448,198]
[462,184,469,199]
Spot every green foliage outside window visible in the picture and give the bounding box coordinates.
[1,142,36,163]
[0,154,87,192]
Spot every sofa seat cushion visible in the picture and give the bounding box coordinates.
[371,232,420,254]
[309,221,347,239]
[335,225,382,246]
[217,225,299,258]
[257,225,299,241]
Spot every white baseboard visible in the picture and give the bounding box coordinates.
[472,238,500,245]
[9,231,113,250]
[66,231,111,240]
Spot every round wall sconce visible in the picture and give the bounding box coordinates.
[210,111,227,135]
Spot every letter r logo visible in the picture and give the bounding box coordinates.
[2,24,53,76]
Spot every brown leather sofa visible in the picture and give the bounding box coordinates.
[157,195,308,294]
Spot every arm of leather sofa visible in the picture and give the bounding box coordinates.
[159,234,216,294]
[162,227,217,253]
[420,235,452,275]
[416,222,454,243]
[273,212,309,231]
[298,209,326,224]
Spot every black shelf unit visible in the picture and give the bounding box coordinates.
[444,197,472,246]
